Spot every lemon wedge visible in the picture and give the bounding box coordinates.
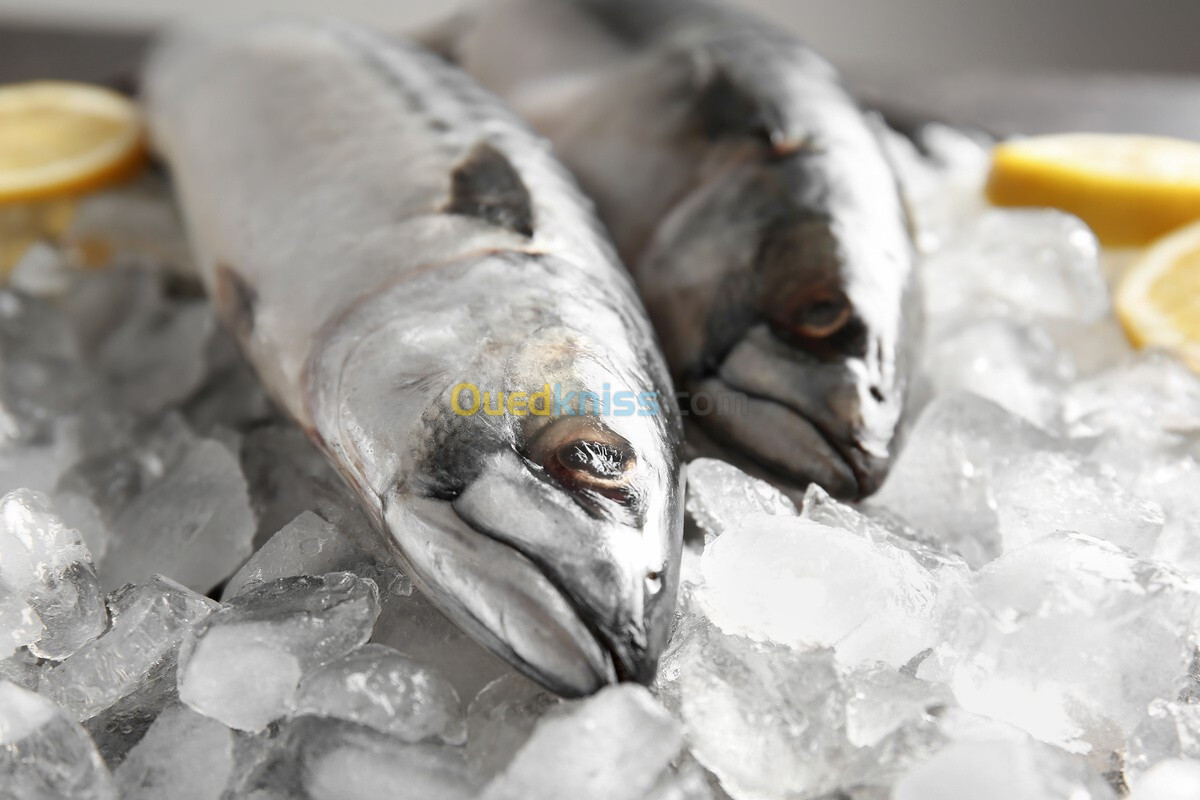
[1115,220,1200,369]
[987,134,1200,247]
[0,81,145,205]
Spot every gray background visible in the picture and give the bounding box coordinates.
[1,0,1198,76]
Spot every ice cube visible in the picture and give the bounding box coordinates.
[82,649,180,767]
[372,587,513,702]
[0,679,116,800]
[113,703,233,800]
[927,533,1199,753]
[990,449,1163,556]
[223,511,410,600]
[179,328,275,435]
[238,422,379,553]
[1063,352,1200,440]
[60,175,193,275]
[891,738,1115,800]
[1127,759,1200,800]
[656,613,846,799]
[289,643,465,745]
[869,393,1052,566]
[685,458,796,542]
[466,673,559,778]
[870,393,1157,566]
[177,573,380,731]
[0,647,39,691]
[1126,700,1200,780]
[699,515,945,668]
[799,484,970,577]
[920,317,1072,428]
[481,684,682,800]
[0,488,107,660]
[921,209,1108,331]
[0,289,103,444]
[94,298,218,416]
[844,665,954,749]
[57,415,256,593]
[228,715,480,800]
[41,575,216,722]
[641,757,718,800]
[8,241,73,297]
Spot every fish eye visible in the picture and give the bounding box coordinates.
[527,420,637,503]
[770,288,852,342]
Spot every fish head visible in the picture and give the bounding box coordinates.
[636,148,918,498]
[338,253,683,697]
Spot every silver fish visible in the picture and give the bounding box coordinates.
[433,0,920,499]
[143,19,683,697]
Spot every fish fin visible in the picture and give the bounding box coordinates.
[445,142,535,237]
[214,263,257,340]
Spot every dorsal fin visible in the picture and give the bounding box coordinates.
[445,142,534,237]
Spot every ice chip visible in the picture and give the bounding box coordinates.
[178,573,380,731]
[466,673,558,778]
[932,533,1199,753]
[0,289,103,444]
[82,649,180,767]
[1126,700,1200,780]
[114,703,233,800]
[844,665,954,749]
[371,586,513,702]
[0,647,39,691]
[223,511,410,600]
[920,317,1072,427]
[1127,758,1200,800]
[481,684,682,800]
[228,715,480,800]
[0,488,107,660]
[992,449,1163,556]
[95,298,218,415]
[699,515,943,667]
[41,574,216,722]
[657,613,846,798]
[685,458,796,542]
[921,208,1108,331]
[891,739,1115,800]
[1062,351,1200,443]
[869,393,1051,566]
[58,415,256,593]
[289,643,465,744]
[0,679,117,800]
[238,422,379,553]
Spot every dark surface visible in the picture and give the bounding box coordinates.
[2,21,1200,140]
[0,21,149,89]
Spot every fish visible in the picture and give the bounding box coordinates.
[142,18,684,697]
[430,0,921,499]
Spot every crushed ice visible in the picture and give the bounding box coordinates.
[2,128,1199,799]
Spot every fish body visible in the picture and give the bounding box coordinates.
[143,19,683,696]
[436,0,920,498]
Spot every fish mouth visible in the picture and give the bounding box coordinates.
[458,504,654,686]
[686,375,880,498]
[383,493,645,697]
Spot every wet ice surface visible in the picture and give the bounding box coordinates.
[2,137,1200,799]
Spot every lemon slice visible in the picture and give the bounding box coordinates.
[1115,220,1200,369]
[0,81,145,205]
[987,134,1200,247]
